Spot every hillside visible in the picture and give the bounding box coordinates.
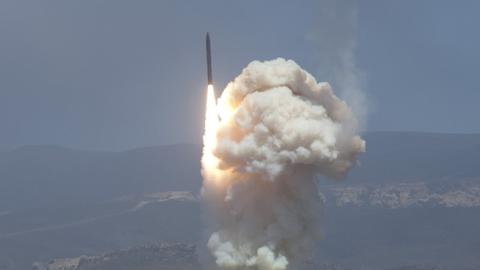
[0,132,479,270]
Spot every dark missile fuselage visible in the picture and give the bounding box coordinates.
[206,33,213,85]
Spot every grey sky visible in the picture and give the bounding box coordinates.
[1,0,479,150]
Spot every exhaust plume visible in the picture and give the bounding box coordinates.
[201,58,365,270]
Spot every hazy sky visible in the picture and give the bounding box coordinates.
[1,0,479,150]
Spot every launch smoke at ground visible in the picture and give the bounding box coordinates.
[201,58,365,270]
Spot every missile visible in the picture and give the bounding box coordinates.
[206,32,213,85]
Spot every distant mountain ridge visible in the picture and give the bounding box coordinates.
[1,132,479,211]
[0,143,202,210]
[348,132,480,183]
[1,132,480,270]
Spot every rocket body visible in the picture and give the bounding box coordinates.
[206,33,213,85]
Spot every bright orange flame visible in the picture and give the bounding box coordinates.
[202,84,220,171]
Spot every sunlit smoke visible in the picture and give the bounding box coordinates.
[201,58,365,270]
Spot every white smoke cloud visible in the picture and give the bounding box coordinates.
[201,58,365,270]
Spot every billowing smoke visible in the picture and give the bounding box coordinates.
[201,58,365,270]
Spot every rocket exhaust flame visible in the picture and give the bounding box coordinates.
[202,84,219,173]
[201,58,365,270]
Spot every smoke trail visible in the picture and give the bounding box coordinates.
[309,0,367,130]
[202,58,365,270]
